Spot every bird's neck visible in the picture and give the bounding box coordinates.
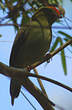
[36,16,49,27]
[32,12,51,27]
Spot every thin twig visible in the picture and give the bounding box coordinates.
[0,23,19,27]
[5,0,12,10]
[33,68,48,97]
[28,73,72,92]
[21,87,64,110]
[30,39,72,69]
[21,90,37,110]
[51,39,72,57]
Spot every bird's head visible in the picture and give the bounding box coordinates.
[32,6,65,25]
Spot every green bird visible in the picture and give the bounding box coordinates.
[9,6,63,105]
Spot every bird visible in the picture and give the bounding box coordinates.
[9,6,64,105]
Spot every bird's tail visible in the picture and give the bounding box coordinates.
[11,97,14,105]
[10,78,21,105]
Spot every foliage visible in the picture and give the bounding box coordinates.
[51,37,67,75]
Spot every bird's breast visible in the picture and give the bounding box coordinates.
[14,26,52,67]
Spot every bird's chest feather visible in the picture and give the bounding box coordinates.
[13,25,52,67]
[25,27,52,55]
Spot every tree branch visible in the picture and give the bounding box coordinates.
[0,39,72,109]
[0,60,72,110]
[5,0,13,10]
[0,62,54,110]
[28,73,72,92]
[33,68,48,97]
[30,39,72,69]
[0,60,72,92]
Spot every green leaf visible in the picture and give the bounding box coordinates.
[59,31,72,47]
[51,37,67,75]
[58,31,72,40]
[0,2,5,11]
[51,37,60,52]
[59,38,67,75]
[50,40,58,52]
[0,34,2,37]
[61,49,67,75]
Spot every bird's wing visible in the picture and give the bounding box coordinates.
[9,26,31,67]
